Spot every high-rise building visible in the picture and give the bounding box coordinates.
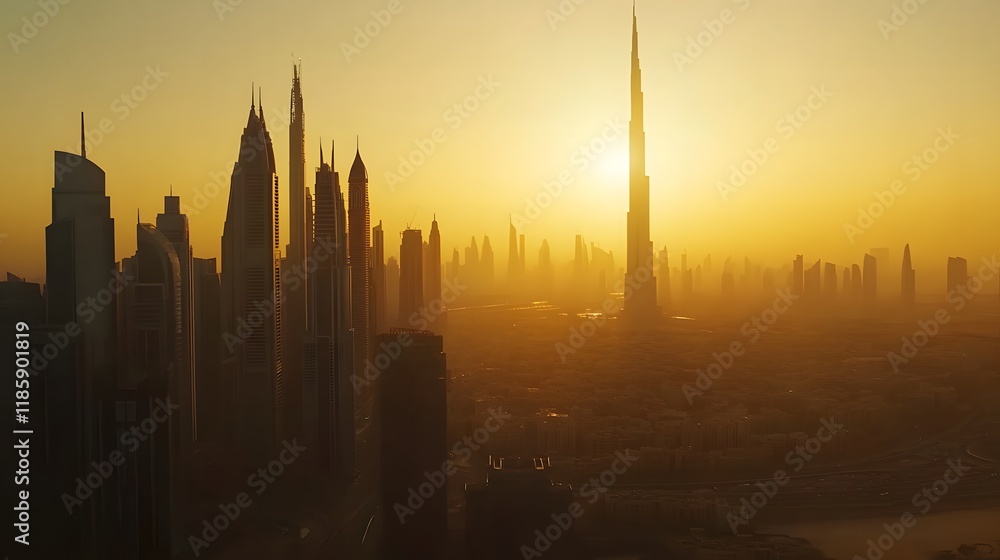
[721,256,735,300]
[851,263,864,300]
[426,216,442,305]
[863,253,877,304]
[947,257,968,296]
[870,247,893,300]
[901,244,915,305]
[803,259,821,301]
[507,219,521,286]
[386,256,400,327]
[44,116,119,556]
[465,457,577,560]
[220,93,283,465]
[658,247,670,311]
[373,220,385,338]
[193,257,222,442]
[465,236,480,291]
[349,145,372,403]
[378,330,447,560]
[283,63,309,441]
[792,255,804,296]
[538,240,554,296]
[624,7,657,320]
[116,223,185,557]
[824,262,839,302]
[481,235,495,293]
[399,229,424,324]
[155,194,196,452]
[306,141,354,477]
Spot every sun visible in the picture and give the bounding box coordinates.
[593,143,630,181]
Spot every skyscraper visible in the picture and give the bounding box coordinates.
[193,257,222,442]
[803,259,821,301]
[349,145,371,402]
[220,93,283,465]
[507,219,521,286]
[481,235,495,293]
[373,220,385,338]
[426,216,442,308]
[386,256,400,328]
[399,228,424,325]
[307,141,355,477]
[155,193,196,452]
[824,262,839,302]
[117,223,185,557]
[624,7,658,320]
[378,330,447,560]
[901,244,915,305]
[947,256,968,296]
[863,253,877,304]
[792,254,804,297]
[44,116,119,556]
[283,62,308,440]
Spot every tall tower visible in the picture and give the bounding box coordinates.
[399,229,425,324]
[220,92,283,465]
[426,216,442,305]
[372,220,385,338]
[283,63,308,439]
[348,146,371,402]
[624,6,657,320]
[507,219,520,285]
[901,244,915,305]
[44,114,119,556]
[155,194,196,453]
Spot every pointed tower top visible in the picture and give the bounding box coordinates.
[251,82,255,109]
[319,137,324,167]
[258,86,264,120]
[80,112,86,159]
[349,140,367,183]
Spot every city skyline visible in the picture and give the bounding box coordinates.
[3,1,1000,282]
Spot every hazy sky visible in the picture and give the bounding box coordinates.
[2,0,998,285]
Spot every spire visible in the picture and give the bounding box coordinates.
[319,137,324,167]
[80,112,86,159]
[258,86,263,120]
[349,141,367,183]
[251,82,255,110]
[331,139,336,171]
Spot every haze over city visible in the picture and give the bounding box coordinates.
[1,1,998,560]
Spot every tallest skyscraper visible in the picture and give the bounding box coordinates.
[283,62,307,439]
[625,5,657,320]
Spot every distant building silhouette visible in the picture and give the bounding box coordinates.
[507,219,523,287]
[349,144,372,404]
[399,229,424,324]
[481,235,495,293]
[681,252,693,300]
[378,330,447,560]
[946,256,969,296]
[220,94,283,465]
[386,256,400,327]
[901,244,915,305]
[870,247,893,301]
[824,262,839,302]
[426,216,442,307]
[791,255,804,297]
[624,7,658,320]
[373,220,385,337]
[863,253,877,304]
[658,247,671,311]
[851,263,864,301]
[803,259,821,301]
[721,256,735,300]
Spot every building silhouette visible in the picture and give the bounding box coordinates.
[863,253,877,304]
[658,247,670,311]
[220,93,283,465]
[44,117,119,556]
[803,259,821,301]
[373,220,386,337]
[116,223,184,558]
[192,257,222,441]
[824,262,839,302]
[481,235,495,293]
[426,216,442,305]
[282,63,309,443]
[947,256,968,296]
[901,244,915,305]
[378,330,447,560]
[399,228,425,325]
[624,7,658,319]
[348,144,372,405]
[791,254,804,297]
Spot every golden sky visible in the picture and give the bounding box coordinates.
[1,0,998,287]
